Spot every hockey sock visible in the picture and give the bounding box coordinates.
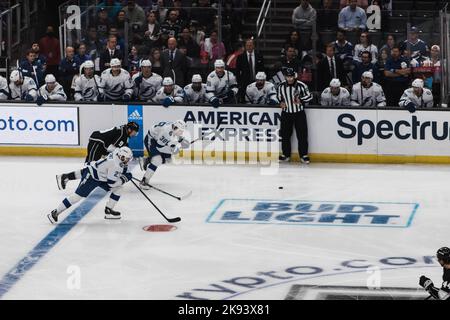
[56,194,83,214]
[106,193,121,210]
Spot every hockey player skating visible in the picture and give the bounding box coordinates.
[205,59,238,108]
[74,60,103,101]
[139,120,190,189]
[245,72,278,105]
[48,146,133,224]
[36,74,67,105]
[132,59,162,102]
[419,247,450,300]
[100,58,133,102]
[152,77,184,107]
[56,122,140,190]
[8,70,37,101]
[351,71,386,107]
[399,78,433,113]
[320,78,351,107]
[184,74,207,104]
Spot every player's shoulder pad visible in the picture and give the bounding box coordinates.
[131,73,140,80]
[342,87,350,94]
[323,88,330,94]
[121,69,130,76]
[208,72,216,79]
[101,69,110,76]
[424,88,432,95]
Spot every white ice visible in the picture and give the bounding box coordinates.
[0,156,448,299]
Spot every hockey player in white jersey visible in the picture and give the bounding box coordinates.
[351,71,386,107]
[399,78,434,113]
[47,146,133,224]
[184,74,207,104]
[74,60,103,101]
[245,72,278,105]
[100,58,133,101]
[320,79,351,106]
[139,120,190,189]
[0,75,8,100]
[8,70,37,101]
[205,59,239,108]
[37,74,67,105]
[152,77,184,107]
[132,59,162,102]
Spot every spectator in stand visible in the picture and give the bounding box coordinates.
[317,44,347,91]
[115,10,127,39]
[74,43,91,66]
[236,38,265,103]
[292,0,317,31]
[226,42,244,75]
[339,0,368,9]
[377,48,389,86]
[201,30,226,63]
[20,49,45,86]
[36,74,67,106]
[276,45,302,75]
[191,0,215,31]
[352,51,378,84]
[59,46,80,100]
[95,7,112,41]
[161,9,184,39]
[143,11,162,51]
[31,43,47,71]
[338,0,367,32]
[108,27,126,53]
[400,26,429,62]
[171,0,189,22]
[83,27,102,61]
[39,26,61,76]
[333,30,353,62]
[318,0,339,31]
[189,20,205,46]
[384,45,411,106]
[156,0,168,24]
[128,46,141,75]
[178,27,200,59]
[161,37,189,86]
[99,35,124,71]
[380,34,396,58]
[353,32,378,64]
[97,0,123,20]
[123,0,147,41]
[429,44,441,107]
[281,31,304,59]
[150,47,164,75]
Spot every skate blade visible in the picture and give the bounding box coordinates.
[56,175,63,190]
[104,215,121,220]
[47,214,57,224]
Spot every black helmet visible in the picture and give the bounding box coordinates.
[437,247,450,264]
[126,121,140,133]
[285,67,296,77]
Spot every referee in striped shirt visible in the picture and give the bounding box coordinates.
[276,68,313,164]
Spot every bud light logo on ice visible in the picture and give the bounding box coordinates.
[207,200,419,227]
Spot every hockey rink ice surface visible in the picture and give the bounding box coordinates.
[0,156,448,300]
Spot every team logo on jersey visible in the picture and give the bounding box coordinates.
[206,199,418,227]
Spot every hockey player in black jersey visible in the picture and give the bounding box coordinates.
[419,247,450,300]
[56,121,139,190]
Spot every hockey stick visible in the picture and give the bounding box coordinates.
[131,177,192,201]
[131,179,181,223]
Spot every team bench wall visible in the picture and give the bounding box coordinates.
[1,102,450,164]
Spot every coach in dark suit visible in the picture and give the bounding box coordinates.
[235,38,265,102]
[160,37,189,87]
[99,35,124,71]
[317,43,346,91]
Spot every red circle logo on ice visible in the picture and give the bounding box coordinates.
[143,225,178,232]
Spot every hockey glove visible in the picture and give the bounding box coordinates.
[227,90,235,100]
[406,102,416,113]
[419,276,434,291]
[170,143,181,155]
[122,93,132,102]
[119,172,133,184]
[36,95,47,106]
[25,94,34,102]
[134,76,143,87]
[179,137,190,149]
[209,96,220,108]
[97,93,105,101]
[268,99,278,105]
[163,96,175,108]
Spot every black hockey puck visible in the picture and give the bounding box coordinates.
[278,186,283,189]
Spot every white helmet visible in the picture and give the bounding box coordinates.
[214,59,225,68]
[192,74,202,83]
[256,72,266,81]
[140,59,152,67]
[110,58,121,67]
[82,60,94,69]
[10,70,21,82]
[116,146,133,164]
[162,77,174,86]
[45,74,56,83]
[173,119,186,136]
[330,78,341,87]
[362,71,374,79]
[412,78,424,89]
